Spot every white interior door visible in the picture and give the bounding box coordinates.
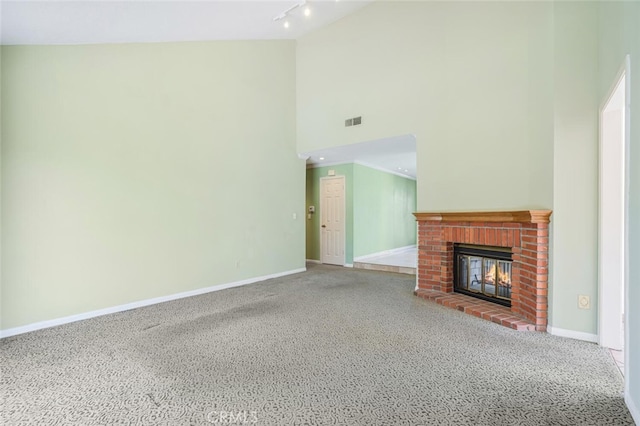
[320,176,345,266]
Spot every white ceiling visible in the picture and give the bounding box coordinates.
[0,0,372,45]
[300,135,417,180]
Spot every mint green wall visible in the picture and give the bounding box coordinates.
[305,164,354,264]
[598,1,640,419]
[551,2,599,335]
[297,1,554,211]
[353,164,416,258]
[1,41,304,330]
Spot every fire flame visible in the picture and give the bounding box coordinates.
[485,264,511,287]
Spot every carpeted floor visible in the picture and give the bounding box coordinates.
[1,264,635,425]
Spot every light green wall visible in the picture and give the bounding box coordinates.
[1,41,304,330]
[597,0,640,418]
[353,164,416,258]
[305,164,354,264]
[551,2,599,335]
[297,1,554,211]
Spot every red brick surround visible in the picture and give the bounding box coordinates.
[413,210,552,331]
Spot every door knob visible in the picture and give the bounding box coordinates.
[321,225,326,228]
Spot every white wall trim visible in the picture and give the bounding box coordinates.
[625,392,640,425]
[306,160,416,181]
[353,160,416,181]
[0,267,306,339]
[546,326,598,343]
[306,259,321,264]
[622,54,631,398]
[344,263,354,268]
[306,159,353,169]
[354,245,416,262]
[598,60,627,351]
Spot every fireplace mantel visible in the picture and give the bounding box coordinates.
[413,209,552,331]
[413,210,552,224]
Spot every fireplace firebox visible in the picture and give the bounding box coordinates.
[454,244,512,307]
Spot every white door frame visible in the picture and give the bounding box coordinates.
[598,55,630,382]
[319,175,346,266]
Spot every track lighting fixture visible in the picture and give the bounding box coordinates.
[273,1,311,28]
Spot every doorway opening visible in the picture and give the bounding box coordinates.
[301,134,417,269]
[598,56,630,382]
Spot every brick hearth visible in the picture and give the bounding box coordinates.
[413,210,552,331]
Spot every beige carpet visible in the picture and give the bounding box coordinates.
[1,264,634,425]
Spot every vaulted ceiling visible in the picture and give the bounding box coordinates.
[1,1,371,45]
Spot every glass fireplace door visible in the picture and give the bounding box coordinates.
[454,245,512,306]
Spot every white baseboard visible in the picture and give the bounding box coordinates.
[305,260,355,268]
[354,245,416,262]
[0,267,306,339]
[625,392,640,425]
[546,326,598,343]
[305,259,352,267]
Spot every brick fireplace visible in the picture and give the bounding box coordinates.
[413,210,552,331]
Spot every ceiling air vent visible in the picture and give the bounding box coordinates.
[345,116,362,127]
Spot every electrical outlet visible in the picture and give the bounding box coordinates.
[578,295,590,310]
